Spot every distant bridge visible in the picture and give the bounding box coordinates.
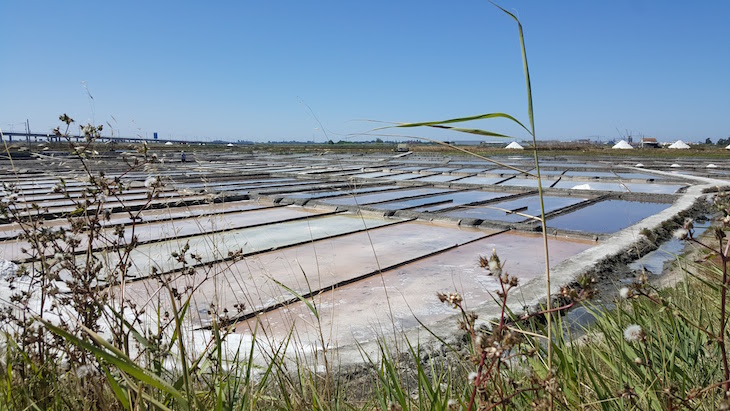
[0,131,215,145]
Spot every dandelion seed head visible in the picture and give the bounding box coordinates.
[468,371,478,384]
[144,176,157,188]
[623,324,643,342]
[673,228,688,240]
[619,287,631,299]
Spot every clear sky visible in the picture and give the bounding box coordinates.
[1,1,728,143]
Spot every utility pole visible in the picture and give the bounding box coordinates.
[25,119,31,149]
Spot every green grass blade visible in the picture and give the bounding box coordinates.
[272,278,319,320]
[491,2,534,133]
[427,124,516,138]
[39,319,189,409]
[102,365,131,410]
[393,111,532,135]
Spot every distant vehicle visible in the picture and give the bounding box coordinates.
[395,143,409,152]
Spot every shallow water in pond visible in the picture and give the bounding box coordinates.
[414,174,466,183]
[622,183,685,194]
[453,168,488,174]
[547,199,672,233]
[452,177,505,186]
[483,168,527,175]
[615,172,666,180]
[564,170,618,178]
[442,195,587,223]
[324,188,450,206]
[381,173,424,181]
[498,178,559,188]
[553,180,684,194]
[372,191,511,211]
[423,167,456,173]
[351,172,392,179]
[285,185,397,199]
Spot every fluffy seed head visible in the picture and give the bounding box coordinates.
[623,324,643,342]
[673,228,689,240]
[619,287,631,299]
[144,176,157,188]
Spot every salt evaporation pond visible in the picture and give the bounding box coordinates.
[3,148,726,357]
[121,221,498,326]
[453,176,507,186]
[229,232,594,346]
[553,180,684,194]
[371,190,511,211]
[413,174,466,183]
[324,187,450,206]
[547,200,672,233]
[442,195,588,223]
[285,185,396,199]
[87,212,402,281]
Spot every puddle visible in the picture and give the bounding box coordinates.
[629,221,710,274]
[547,199,672,233]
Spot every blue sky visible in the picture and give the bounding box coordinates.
[1,1,728,143]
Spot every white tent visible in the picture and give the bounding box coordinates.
[668,140,690,149]
[226,143,234,147]
[725,144,730,150]
[612,140,633,149]
[505,141,524,149]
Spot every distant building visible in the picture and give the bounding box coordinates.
[640,137,659,149]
